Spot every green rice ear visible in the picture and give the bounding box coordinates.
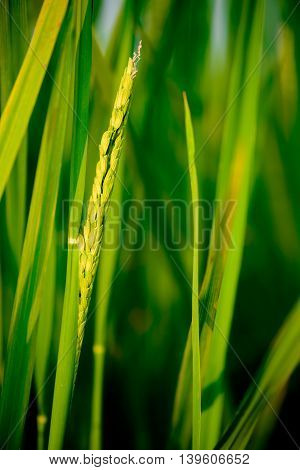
[76,41,142,376]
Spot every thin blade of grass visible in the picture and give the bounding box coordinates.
[35,236,56,450]
[183,92,201,450]
[0,17,73,448]
[48,0,92,450]
[217,300,300,450]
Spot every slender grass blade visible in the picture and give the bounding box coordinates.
[183,92,201,450]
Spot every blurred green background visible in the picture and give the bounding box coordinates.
[0,0,299,450]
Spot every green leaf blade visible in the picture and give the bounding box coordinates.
[183,92,201,450]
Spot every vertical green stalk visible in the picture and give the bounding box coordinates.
[89,15,134,449]
[89,155,124,449]
[48,0,92,450]
[35,237,56,449]
[183,93,201,449]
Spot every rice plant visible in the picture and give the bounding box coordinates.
[0,0,299,450]
[76,45,141,371]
